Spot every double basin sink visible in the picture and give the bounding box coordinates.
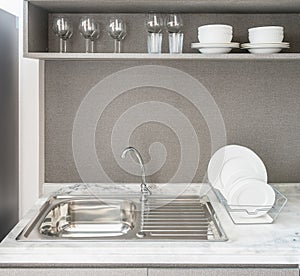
[17,194,227,241]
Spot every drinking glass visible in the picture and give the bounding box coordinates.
[168,32,183,54]
[146,13,164,54]
[52,16,73,53]
[79,17,100,53]
[108,17,127,53]
[147,33,162,54]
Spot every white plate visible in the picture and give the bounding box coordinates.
[220,157,266,196]
[191,42,240,48]
[227,179,275,217]
[243,42,289,46]
[241,42,289,49]
[207,145,267,191]
[197,48,233,54]
[246,48,284,54]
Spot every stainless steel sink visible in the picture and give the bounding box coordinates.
[17,195,227,241]
[39,198,136,238]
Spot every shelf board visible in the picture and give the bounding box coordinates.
[28,0,300,13]
[25,52,300,61]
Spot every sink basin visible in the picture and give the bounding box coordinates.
[39,199,136,238]
[17,194,227,242]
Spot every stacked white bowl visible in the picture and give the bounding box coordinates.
[191,24,239,54]
[249,26,284,43]
[198,24,233,43]
[241,26,290,54]
[208,145,276,218]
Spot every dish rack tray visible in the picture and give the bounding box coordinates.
[214,186,287,224]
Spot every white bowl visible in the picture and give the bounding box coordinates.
[198,24,233,43]
[248,26,284,43]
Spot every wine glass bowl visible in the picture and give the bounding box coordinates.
[79,16,100,53]
[52,16,73,39]
[146,13,164,33]
[166,13,183,33]
[108,17,127,53]
[79,17,100,40]
[52,16,73,53]
[108,17,127,41]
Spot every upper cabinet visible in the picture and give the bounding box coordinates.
[24,0,300,60]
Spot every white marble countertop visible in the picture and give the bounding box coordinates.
[0,183,299,267]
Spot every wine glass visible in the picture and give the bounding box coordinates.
[108,17,127,53]
[52,16,73,53]
[79,17,100,53]
[166,13,183,33]
[146,13,164,54]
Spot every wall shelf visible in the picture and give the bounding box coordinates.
[24,1,300,59]
[25,52,300,61]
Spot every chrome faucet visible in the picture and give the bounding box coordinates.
[121,146,151,198]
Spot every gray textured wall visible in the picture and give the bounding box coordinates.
[45,60,300,183]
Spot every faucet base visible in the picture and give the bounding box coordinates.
[136,231,146,238]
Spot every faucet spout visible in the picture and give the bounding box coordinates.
[121,146,151,196]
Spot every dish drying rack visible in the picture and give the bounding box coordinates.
[213,186,287,225]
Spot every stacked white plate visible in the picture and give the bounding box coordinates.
[241,42,290,54]
[208,145,276,218]
[191,42,240,54]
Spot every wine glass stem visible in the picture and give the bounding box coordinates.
[114,40,121,53]
[91,41,95,53]
[85,40,95,53]
[60,38,67,53]
[85,39,89,53]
